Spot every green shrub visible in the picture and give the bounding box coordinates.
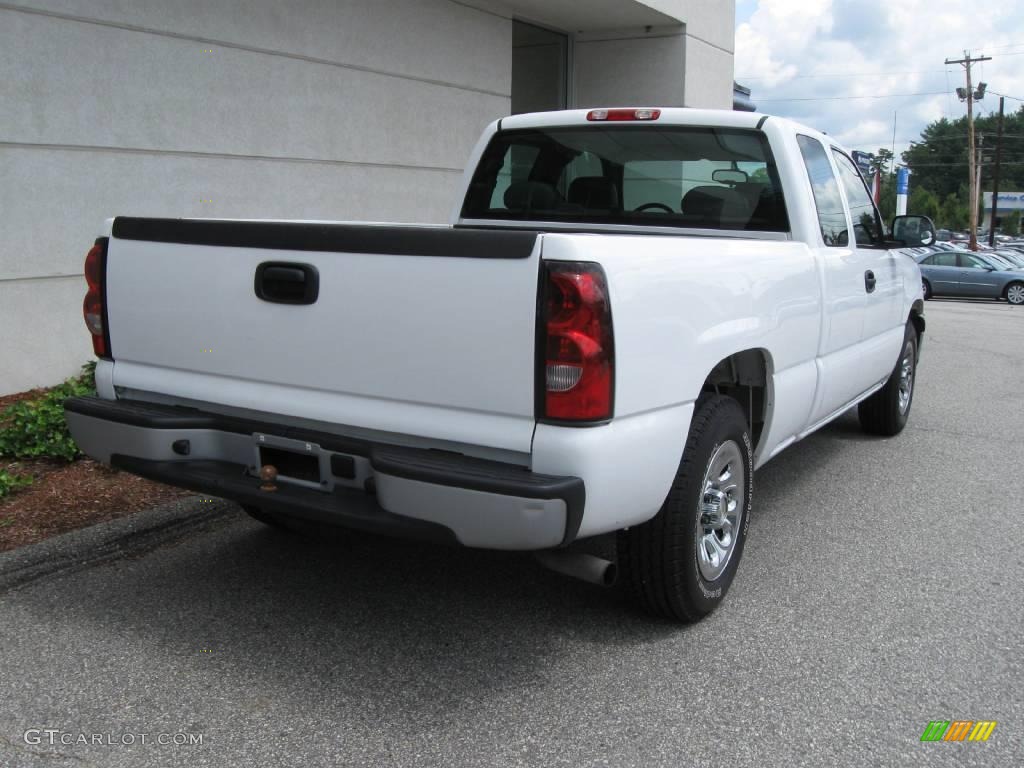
[0,363,97,462]
[0,469,33,498]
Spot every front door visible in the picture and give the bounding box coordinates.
[957,253,1002,297]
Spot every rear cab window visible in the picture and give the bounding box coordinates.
[461,126,789,233]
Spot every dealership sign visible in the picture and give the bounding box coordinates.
[983,192,1024,210]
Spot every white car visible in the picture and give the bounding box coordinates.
[66,108,930,622]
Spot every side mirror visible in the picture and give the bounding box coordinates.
[892,215,936,247]
[712,169,748,185]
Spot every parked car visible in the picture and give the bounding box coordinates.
[994,250,1024,269]
[64,107,931,622]
[916,250,1024,304]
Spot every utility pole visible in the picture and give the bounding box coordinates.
[946,51,991,251]
[989,96,1005,247]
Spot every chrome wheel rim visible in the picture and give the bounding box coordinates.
[696,440,745,582]
[1008,285,1024,305]
[898,340,914,414]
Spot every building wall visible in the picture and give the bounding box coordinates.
[0,0,513,394]
[1,0,735,395]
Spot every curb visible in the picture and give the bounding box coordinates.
[0,497,238,592]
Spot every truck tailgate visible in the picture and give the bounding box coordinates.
[103,218,541,454]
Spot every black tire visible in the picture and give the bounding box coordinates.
[922,278,932,300]
[242,504,293,531]
[1005,281,1024,306]
[617,395,753,622]
[858,322,917,436]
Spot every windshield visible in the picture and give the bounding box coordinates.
[460,126,789,232]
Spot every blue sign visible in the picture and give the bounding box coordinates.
[851,151,874,177]
[896,167,910,196]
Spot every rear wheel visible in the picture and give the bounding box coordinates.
[922,278,932,300]
[858,322,917,436]
[618,395,753,622]
[1006,282,1024,305]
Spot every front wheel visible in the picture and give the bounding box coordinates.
[922,279,932,300]
[1006,282,1024,305]
[858,322,917,436]
[618,395,753,622]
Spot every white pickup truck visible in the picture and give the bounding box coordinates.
[67,108,932,622]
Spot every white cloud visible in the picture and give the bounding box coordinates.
[735,0,1024,160]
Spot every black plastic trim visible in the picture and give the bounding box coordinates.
[111,217,538,259]
[65,397,372,456]
[94,236,113,361]
[110,455,457,544]
[756,115,770,130]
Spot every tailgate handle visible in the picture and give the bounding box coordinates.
[255,262,319,305]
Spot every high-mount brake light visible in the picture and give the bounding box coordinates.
[586,108,661,122]
[83,239,110,358]
[540,262,614,422]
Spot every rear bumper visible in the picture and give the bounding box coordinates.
[65,396,584,550]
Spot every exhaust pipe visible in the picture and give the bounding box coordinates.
[535,551,618,587]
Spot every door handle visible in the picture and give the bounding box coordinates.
[254,262,319,305]
[864,270,877,293]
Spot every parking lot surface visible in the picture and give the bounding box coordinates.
[1,299,1021,767]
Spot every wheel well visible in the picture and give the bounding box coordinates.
[909,301,925,350]
[700,349,770,452]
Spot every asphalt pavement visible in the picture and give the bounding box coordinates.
[1,298,1021,767]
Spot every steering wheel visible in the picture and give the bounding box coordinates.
[633,202,675,214]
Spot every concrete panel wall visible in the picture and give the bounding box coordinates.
[573,32,687,109]
[682,33,735,109]
[0,0,511,393]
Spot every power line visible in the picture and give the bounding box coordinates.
[758,91,947,102]
[737,69,946,80]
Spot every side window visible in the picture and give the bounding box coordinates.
[832,150,883,246]
[931,253,957,267]
[959,254,988,269]
[797,135,848,246]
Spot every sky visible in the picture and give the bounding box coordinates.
[734,0,1024,162]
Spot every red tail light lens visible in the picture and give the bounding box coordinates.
[541,262,614,421]
[83,240,109,358]
[586,108,661,122]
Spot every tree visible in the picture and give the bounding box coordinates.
[1002,210,1022,236]
[909,187,941,222]
[903,105,1024,201]
[940,192,968,231]
[869,148,894,177]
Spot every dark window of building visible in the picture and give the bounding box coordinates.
[511,22,568,115]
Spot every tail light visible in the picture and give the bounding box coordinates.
[539,262,614,422]
[83,238,111,358]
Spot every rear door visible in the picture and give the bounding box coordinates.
[796,135,877,423]
[830,150,904,338]
[104,219,542,454]
[957,253,1002,297]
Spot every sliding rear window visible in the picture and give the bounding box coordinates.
[460,126,789,232]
